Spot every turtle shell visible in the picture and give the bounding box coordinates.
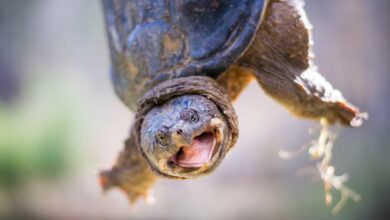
[102,0,265,110]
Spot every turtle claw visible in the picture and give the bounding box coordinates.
[99,165,157,204]
[350,111,369,127]
[334,101,368,127]
[99,127,158,204]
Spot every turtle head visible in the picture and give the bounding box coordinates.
[140,94,230,179]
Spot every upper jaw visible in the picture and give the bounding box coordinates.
[167,118,224,172]
[170,130,216,168]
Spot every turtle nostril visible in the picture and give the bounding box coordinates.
[176,129,183,135]
[167,160,175,168]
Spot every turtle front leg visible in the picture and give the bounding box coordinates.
[99,125,158,204]
[238,0,366,126]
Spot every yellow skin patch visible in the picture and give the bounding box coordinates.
[216,66,254,101]
[101,0,366,208]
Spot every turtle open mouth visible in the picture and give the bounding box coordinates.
[174,132,216,168]
[168,119,223,169]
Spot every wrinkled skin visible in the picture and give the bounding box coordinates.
[100,0,366,204]
[140,95,229,179]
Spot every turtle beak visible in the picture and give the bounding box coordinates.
[168,118,224,168]
[171,122,193,147]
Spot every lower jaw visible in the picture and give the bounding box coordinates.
[171,119,225,168]
[164,142,225,179]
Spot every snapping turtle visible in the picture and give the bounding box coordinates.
[100,0,366,203]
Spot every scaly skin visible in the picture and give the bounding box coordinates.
[140,95,230,179]
[100,76,238,203]
[100,128,157,204]
[100,0,366,204]
[237,0,366,126]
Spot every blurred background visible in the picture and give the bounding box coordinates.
[0,0,389,219]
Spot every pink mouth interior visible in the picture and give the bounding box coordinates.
[174,132,215,168]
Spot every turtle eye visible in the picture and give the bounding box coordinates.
[180,108,199,123]
[155,130,169,146]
